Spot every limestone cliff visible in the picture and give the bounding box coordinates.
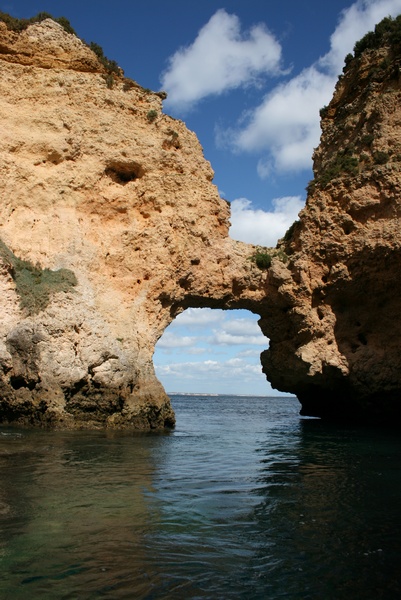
[2,15,401,429]
[260,19,401,424]
[0,18,267,428]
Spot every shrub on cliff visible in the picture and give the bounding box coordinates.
[311,148,359,191]
[0,11,122,77]
[353,15,401,58]
[283,220,300,243]
[147,110,158,123]
[251,251,272,269]
[89,41,121,76]
[0,11,76,34]
[249,248,289,270]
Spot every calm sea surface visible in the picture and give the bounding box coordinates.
[0,394,401,599]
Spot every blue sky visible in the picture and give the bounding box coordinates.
[3,0,401,395]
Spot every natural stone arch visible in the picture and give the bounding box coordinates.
[0,19,272,429]
[154,306,270,396]
[3,17,401,429]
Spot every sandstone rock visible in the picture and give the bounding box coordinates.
[261,26,401,424]
[0,19,100,71]
[0,18,267,429]
[2,15,401,429]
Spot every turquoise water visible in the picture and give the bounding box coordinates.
[0,394,400,599]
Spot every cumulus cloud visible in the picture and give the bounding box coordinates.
[157,332,197,349]
[173,307,224,327]
[161,9,282,112]
[210,317,266,346]
[224,318,261,336]
[211,331,266,346]
[154,356,287,395]
[155,357,263,381]
[229,196,304,246]
[157,310,268,353]
[237,349,263,358]
[154,309,273,394]
[322,0,401,73]
[227,0,401,173]
[230,67,335,172]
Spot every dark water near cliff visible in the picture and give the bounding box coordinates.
[0,394,401,599]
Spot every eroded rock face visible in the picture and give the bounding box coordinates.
[0,19,267,429]
[260,39,401,424]
[2,17,401,429]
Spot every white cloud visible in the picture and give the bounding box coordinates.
[186,347,207,355]
[160,311,266,348]
[229,196,304,246]
[155,357,263,381]
[154,309,275,394]
[173,307,224,327]
[232,67,335,172]
[226,0,401,173]
[154,354,288,394]
[210,317,266,346]
[237,349,263,358]
[322,0,401,74]
[212,331,266,346]
[157,332,196,349]
[161,9,282,112]
[224,318,261,336]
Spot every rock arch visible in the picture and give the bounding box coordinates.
[154,307,270,396]
[2,18,401,428]
[0,19,272,428]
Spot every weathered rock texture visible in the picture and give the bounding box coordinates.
[0,19,267,429]
[260,31,401,424]
[2,17,401,429]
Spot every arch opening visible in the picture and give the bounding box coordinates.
[154,307,279,397]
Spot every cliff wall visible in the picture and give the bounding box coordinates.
[2,17,401,428]
[0,19,266,428]
[260,28,401,424]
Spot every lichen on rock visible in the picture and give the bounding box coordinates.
[0,239,77,315]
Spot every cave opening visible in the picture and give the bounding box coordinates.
[153,307,272,397]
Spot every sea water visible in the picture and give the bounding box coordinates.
[0,394,400,599]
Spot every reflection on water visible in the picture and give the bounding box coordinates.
[0,396,400,599]
[0,430,164,599]
[253,420,401,598]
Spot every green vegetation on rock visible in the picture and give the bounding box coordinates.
[0,11,76,34]
[353,15,401,58]
[0,239,77,315]
[283,220,300,243]
[249,247,289,270]
[308,148,359,193]
[251,250,272,270]
[89,41,120,76]
[0,11,122,79]
[147,110,158,123]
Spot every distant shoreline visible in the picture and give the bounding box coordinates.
[168,392,297,398]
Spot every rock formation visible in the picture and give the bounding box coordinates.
[0,18,267,429]
[260,19,401,424]
[1,15,401,429]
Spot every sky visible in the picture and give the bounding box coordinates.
[3,0,401,395]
